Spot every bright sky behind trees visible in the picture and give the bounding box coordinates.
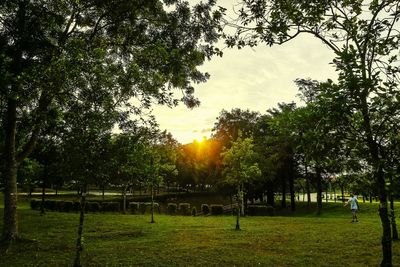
[153,32,337,144]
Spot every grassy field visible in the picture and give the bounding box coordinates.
[0,194,399,266]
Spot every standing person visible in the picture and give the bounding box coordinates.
[344,193,359,223]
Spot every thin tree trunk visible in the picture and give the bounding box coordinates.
[281,171,286,208]
[305,161,311,206]
[2,98,19,243]
[235,184,240,231]
[40,177,46,216]
[288,158,295,212]
[333,187,336,203]
[341,185,345,203]
[389,173,398,240]
[73,185,87,267]
[241,183,245,216]
[122,185,127,214]
[151,184,155,223]
[316,167,322,215]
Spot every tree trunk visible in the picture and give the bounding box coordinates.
[266,181,275,206]
[316,167,322,215]
[341,185,345,203]
[122,185,127,214]
[305,162,311,206]
[40,177,46,216]
[288,159,295,212]
[235,184,240,231]
[281,171,286,208]
[151,185,155,224]
[333,187,336,203]
[389,174,398,241]
[241,183,245,216]
[73,185,87,267]
[2,98,19,243]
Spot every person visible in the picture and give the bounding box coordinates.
[344,193,359,223]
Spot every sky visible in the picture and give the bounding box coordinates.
[152,3,338,144]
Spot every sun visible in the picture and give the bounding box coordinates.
[194,136,206,144]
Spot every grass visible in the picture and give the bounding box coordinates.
[0,194,400,266]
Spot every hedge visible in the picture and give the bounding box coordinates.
[102,202,121,212]
[246,205,274,216]
[167,203,177,215]
[201,204,210,215]
[210,204,223,215]
[86,202,101,213]
[191,206,197,216]
[129,202,140,214]
[178,203,191,216]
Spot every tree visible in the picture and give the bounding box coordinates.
[221,135,261,230]
[1,0,223,244]
[227,1,400,264]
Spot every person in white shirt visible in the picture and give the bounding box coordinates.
[344,193,359,223]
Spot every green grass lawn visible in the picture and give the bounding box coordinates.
[0,195,400,266]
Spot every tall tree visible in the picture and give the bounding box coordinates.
[226,1,400,264]
[0,0,223,243]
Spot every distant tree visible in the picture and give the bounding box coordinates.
[221,135,261,230]
[212,109,260,147]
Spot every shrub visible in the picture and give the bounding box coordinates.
[30,199,40,210]
[73,201,81,212]
[129,202,140,214]
[102,202,120,212]
[201,204,210,215]
[56,201,65,212]
[139,203,148,214]
[86,202,101,213]
[210,204,223,215]
[167,203,177,215]
[246,205,274,216]
[44,200,57,211]
[64,201,74,212]
[178,203,191,216]
[191,206,197,216]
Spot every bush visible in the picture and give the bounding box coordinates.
[246,205,274,216]
[30,199,40,210]
[44,200,57,211]
[167,203,177,215]
[73,201,81,212]
[86,202,101,213]
[201,204,210,215]
[129,202,140,214]
[64,201,74,212]
[178,203,191,216]
[191,206,197,216]
[210,204,223,215]
[56,201,65,212]
[102,202,120,212]
[139,202,148,214]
